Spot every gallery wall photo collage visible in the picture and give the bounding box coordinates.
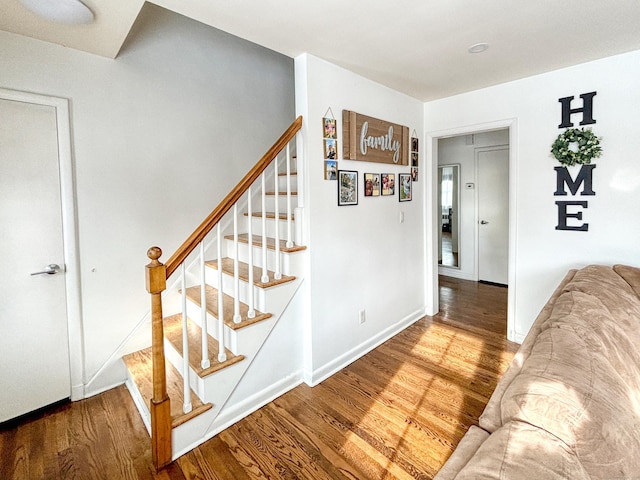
[323,110,419,206]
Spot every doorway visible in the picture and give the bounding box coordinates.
[429,121,516,342]
[0,88,83,421]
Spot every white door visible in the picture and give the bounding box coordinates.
[0,97,71,422]
[477,147,509,285]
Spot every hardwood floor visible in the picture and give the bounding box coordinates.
[0,277,519,479]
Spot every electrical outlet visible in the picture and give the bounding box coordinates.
[359,309,366,324]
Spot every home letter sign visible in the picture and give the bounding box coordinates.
[553,91,599,232]
[342,110,409,165]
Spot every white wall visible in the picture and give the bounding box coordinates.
[0,3,295,395]
[437,131,509,280]
[295,54,426,383]
[425,49,640,342]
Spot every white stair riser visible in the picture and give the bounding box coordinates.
[161,332,247,403]
[246,215,296,240]
[183,301,238,354]
[194,360,246,405]
[125,377,151,434]
[225,241,304,275]
[249,194,298,214]
[204,266,268,312]
[277,175,297,191]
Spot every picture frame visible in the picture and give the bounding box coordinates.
[325,160,337,180]
[323,117,337,139]
[338,170,358,206]
[324,138,337,160]
[364,173,380,197]
[411,137,419,153]
[381,173,395,196]
[411,136,419,182]
[399,173,412,202]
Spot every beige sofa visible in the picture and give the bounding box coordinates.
[435,264,640,480]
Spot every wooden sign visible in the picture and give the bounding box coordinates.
[342,110,409,165]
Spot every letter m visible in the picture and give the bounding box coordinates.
[554,164,596,196]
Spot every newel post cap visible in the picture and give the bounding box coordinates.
[146,246,166,294]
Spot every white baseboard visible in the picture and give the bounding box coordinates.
[70,383,85,401]
[438,267,476,281]
[307,308,426,386]
[512,331,526,344]
[83,379,126,399]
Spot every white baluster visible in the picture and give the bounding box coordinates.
[217,224,227,363]
[286,143,294,248]
[260,174,269,283]
[181,263,192,414]
[274,155,282,280]
[247,186,256,318]
[199,242,210,370]
[233,204,241,324]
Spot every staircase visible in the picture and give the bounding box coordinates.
[122,117,305,468]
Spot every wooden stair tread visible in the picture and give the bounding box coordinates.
[123,348,213,428]
[244,211,294,220]
[206,258,296,288]
[228,233,307,253]
[277,171,297,176]
[185,284,272,330]
[163,314,245,377]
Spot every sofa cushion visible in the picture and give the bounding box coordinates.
[455,421,589,480]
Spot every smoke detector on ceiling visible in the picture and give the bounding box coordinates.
[19,0,95,25]
[468,43,489,54]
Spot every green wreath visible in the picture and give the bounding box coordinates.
[551,127,602,166]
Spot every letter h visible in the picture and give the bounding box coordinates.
[558,91,597,128]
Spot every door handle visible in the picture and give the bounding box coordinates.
[30,264,62,276]
[480,220,489,225]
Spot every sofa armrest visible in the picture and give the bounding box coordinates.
[433,426,490,480]
[613,264,640,298]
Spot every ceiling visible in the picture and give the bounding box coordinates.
[3,0,640,101]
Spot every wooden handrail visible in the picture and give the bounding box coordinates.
[164,116,303,279]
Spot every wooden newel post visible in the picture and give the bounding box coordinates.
[145,246,172,470]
